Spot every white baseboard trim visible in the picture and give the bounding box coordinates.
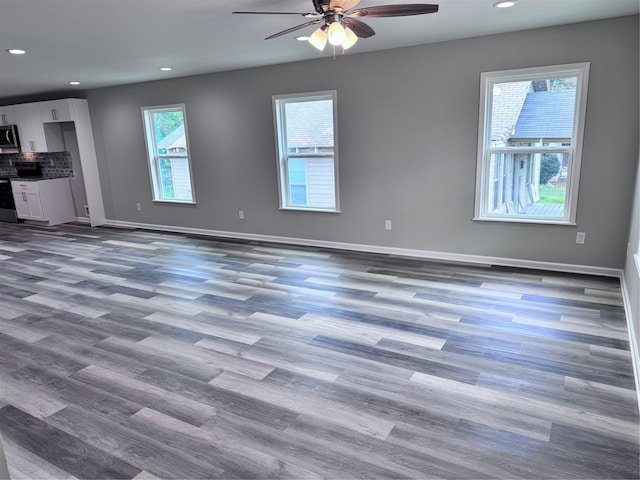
[102,219,623,278]
[620,263,640,410]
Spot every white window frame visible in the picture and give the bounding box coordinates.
[272,91,340,213]
[142,104,196,204]
[474,62,590,225]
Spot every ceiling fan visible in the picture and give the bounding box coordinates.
[233,0,439,51]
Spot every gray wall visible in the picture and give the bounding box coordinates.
[623,153,639,384]
[86,15,639,269]
[622,11,640,382]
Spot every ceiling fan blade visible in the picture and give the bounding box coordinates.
[264,19,322,39]
[329,0,361,11]
[348,4,439,18]
[233,11,320,18]
[343,17,375,38]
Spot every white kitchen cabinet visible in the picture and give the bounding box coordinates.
[40,99,74,123]
[4,98,105,226]
[0,106,16,126]
[11,178,76,225]
[13,185,43,220]
[13,103,65,153]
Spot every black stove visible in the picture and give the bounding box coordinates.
[0,162,45,223]
[0,177,18,223]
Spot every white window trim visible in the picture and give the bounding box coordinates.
[272,90,340,213]
[473,62,590,225]
[141,103,196,204]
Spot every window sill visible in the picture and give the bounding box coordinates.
[472,216,576,226]
[280,206,340,214]
[152,199,196,205]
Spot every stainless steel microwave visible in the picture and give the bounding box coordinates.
[0,125,20,149]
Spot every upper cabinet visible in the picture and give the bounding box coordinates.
[14,103,65,153]
[0,106,16,126]
[40,99,74,123]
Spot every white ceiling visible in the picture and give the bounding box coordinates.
[0,0,638,101]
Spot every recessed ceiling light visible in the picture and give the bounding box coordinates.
[6,48,26,55]
[69,81,81,86]
[493,1,517,7]
[159,67,173,71]
[295,36,310,41]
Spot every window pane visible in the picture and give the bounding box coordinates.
[284,100,334,153]
[285,157,336,208]
[485,152,566,218]
[153,111,187,155]
[491,78,577,147]
[157,157,193,201]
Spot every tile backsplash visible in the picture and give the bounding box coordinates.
[0,152,73,178]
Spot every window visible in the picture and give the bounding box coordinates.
[273,91,339,212]
[474,63,590,224]
[142,104,195,203]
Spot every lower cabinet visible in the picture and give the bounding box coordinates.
[11,178,76,225]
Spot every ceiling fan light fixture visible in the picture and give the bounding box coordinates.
[327,21,346,46]
[309,26,328,50]
[233,1,440,52]
[342,27,358,50]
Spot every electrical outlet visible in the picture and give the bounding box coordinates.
[239,210,244,219]
[83,205,90,216]
[385,220,392,231]
[136,203,142,211]
[576,232,586,244]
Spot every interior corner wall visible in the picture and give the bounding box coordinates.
[622,15,640,393]
[86,15,639,269]
[623,151,640,392]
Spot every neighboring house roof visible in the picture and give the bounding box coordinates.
[285,100,334,149]
[490,80,531,142]
[157,124,186,151]
[512,90,575,139]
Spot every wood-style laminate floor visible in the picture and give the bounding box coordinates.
[0,221,637,479]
